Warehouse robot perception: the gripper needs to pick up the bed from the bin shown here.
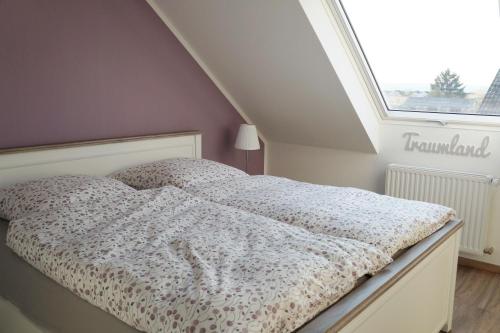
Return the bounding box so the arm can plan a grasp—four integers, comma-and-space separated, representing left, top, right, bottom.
0, 131, 463, 333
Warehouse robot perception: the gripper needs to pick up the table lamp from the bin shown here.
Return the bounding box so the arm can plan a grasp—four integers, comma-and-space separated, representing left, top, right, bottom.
235, 124, 260, 173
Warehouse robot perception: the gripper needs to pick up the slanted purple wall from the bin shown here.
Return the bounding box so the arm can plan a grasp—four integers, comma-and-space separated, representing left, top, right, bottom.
0, 0, 264, 174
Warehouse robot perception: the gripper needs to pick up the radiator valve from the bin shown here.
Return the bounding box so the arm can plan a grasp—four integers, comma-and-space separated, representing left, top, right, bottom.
483, 246, 494, 255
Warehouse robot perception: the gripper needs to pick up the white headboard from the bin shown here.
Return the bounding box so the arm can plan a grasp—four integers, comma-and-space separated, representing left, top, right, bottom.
0, 132, 202, 187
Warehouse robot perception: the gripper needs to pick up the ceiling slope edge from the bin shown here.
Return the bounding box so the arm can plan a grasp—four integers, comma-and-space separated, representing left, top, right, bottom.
146, 0, 269, 147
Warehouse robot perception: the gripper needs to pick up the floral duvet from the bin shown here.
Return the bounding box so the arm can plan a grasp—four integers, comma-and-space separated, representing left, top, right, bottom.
184, 176, 455, 257
6, 186, 391, 333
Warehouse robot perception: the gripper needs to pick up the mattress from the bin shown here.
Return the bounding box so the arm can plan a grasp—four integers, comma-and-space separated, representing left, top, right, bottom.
0, 219, 141, 333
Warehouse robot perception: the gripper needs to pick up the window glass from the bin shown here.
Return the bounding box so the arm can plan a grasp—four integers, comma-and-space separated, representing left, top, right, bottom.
339, 0, 500, 116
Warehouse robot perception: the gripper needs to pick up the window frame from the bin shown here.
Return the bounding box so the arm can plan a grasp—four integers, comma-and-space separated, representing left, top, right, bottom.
326, 0, 500, 126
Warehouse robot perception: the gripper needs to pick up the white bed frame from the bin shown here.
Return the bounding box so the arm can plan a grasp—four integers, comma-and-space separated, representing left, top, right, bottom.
0, 132, 201, 187
0, 131, 461, 333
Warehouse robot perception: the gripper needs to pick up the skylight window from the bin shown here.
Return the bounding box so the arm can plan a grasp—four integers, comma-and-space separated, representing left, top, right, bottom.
337, 0, 500, 117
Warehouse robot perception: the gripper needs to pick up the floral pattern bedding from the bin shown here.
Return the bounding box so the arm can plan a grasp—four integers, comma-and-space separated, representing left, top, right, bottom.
6, 186, 391, 333
0, 175, 135, 221
110, 158, 248, 190
184, 176, 456, 257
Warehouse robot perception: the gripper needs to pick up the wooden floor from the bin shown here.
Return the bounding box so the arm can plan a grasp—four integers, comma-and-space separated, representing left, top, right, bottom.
453, 265, 500, 333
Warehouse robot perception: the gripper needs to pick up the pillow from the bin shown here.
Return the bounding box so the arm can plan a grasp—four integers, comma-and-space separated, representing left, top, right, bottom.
110, 158, 248, 189
0, 175, 136, 221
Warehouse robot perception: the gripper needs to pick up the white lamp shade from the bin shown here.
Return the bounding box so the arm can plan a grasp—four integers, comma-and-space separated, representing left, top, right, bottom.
235, 124, 260, 150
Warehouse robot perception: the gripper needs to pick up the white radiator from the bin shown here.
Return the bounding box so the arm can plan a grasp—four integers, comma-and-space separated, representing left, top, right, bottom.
385, 164, 497, 255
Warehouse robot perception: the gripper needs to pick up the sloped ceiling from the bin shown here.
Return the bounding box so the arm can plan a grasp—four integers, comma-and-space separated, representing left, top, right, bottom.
148, 0, 380, 153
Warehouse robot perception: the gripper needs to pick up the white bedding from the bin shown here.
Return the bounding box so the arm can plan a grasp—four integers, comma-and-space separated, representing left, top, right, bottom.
184, 176, 455, 257
6, 186, 391, 333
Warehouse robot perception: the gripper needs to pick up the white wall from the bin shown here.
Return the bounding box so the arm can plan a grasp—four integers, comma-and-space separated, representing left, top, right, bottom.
268, 121, 500, 266
148, 0, 379, 153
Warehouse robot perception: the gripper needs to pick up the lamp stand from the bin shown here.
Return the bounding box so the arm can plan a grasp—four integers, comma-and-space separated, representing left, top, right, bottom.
245, 150, 249, 173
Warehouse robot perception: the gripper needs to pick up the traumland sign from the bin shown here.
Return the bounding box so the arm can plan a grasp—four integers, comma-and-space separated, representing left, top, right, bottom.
403, 132, 491, 158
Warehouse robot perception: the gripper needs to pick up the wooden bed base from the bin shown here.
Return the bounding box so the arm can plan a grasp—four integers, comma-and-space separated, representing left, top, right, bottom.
0, 132, 463, 333
300, 219, 462, 333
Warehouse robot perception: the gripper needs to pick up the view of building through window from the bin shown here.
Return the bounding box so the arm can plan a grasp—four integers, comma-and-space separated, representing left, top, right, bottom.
339, 0, 500, 116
